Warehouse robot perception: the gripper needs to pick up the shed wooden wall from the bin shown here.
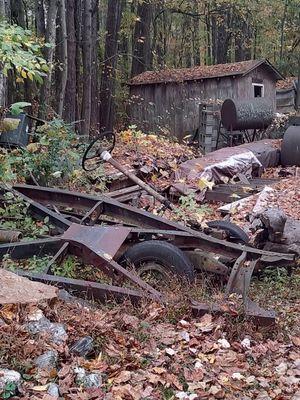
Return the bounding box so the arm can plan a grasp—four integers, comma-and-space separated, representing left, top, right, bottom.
129, 65, 277, 141
276, 88, 296, 113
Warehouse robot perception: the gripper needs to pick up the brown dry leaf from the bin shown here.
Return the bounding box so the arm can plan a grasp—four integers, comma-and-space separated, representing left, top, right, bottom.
183, 367, 204, 382
152, 367, 166, 374
0, 304, 18, 321
195, 313, 215, 333
113, 370, 132, 384
122, 314, 140, 329
32, 385, 49, 392
111, 384, 143, 400
165, 373, 183, 390
291, 336, 300, 347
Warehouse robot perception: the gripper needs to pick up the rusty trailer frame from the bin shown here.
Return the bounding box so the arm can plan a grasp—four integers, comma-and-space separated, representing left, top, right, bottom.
0, 184, 295, 325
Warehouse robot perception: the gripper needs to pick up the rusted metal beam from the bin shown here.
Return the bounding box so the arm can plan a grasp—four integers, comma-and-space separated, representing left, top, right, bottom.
0, 238, 62, 260
191, 300, 276, 326
15, 270, 153, 304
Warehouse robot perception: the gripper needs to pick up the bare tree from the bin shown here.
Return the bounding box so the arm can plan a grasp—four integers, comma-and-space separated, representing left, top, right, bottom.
0, 0, 10, 106
131, 0, 153, 78
63, 0, 76, 123
58, 0, 67, 116
35, 0, 46, 37
99, 0, 124, 132
81, 0, 92, 134
39, 0, 58, 117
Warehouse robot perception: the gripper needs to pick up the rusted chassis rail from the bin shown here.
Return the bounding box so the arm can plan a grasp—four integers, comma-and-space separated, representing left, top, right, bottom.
0, 184, 295, 325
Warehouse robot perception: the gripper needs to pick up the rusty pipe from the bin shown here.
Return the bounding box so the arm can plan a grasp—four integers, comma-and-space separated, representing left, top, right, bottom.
0, 229, 22, 243
100, 151, 176, 210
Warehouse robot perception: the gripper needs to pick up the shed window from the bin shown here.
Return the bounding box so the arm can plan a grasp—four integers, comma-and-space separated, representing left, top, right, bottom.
252, 83, 264, 97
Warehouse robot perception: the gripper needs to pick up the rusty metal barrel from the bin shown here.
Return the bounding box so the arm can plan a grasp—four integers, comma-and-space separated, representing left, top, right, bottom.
281, 125, 300, 166
221, 98, 274, 131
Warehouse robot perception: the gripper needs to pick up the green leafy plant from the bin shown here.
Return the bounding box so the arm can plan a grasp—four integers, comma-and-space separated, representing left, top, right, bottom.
0, 192, 52, 239
175, 193, 212, 224
0, 22, 49, 83
1, 382, 18, 399
2, 254, 51, 273
52, 256, 80, 279
9, 102, 32, 116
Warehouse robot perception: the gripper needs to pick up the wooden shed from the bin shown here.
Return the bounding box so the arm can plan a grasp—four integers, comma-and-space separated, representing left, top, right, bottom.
128, 59, 283, 142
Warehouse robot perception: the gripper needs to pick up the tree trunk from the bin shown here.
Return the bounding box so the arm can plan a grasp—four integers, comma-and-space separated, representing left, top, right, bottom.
63, 0, 76, 123
11, 0, 26, 27
35, 0, 46, 37
131, 0, 153, 78
0, 0, 10, 106
75, 0, 82, 123
81, 0, 92, 134
279, 0, 288, 61
39, 0, 58, 118
58, 0, 67, 117
99, 0, 123, 132
90, 0, 99, 129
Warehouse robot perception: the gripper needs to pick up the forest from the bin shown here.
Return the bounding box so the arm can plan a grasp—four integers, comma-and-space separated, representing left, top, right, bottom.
0, 0, 299, 133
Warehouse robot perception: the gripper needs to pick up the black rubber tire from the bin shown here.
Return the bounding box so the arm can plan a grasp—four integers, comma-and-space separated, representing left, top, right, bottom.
281, 126, 300, 167
207, 220, 249, 243
120, 240, 195, 282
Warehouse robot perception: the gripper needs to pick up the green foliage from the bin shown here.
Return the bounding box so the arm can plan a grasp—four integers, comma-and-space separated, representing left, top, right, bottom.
0, 192, 52, 239
0, 22, 49, 83
0, 119, 81, 185
2, 253, 51, 273
52, 256, 80, 279
1, 382, 17, 399
9, 102, 32, 116
175, 193, 212, 225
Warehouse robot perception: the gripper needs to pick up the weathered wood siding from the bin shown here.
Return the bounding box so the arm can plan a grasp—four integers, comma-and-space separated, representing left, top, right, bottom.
276, 88, 296, 113
129, 65, 277, 141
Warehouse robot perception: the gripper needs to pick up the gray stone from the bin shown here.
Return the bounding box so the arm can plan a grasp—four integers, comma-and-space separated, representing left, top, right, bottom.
260, 208, 287, 243
26, 317, 67, 344
70, 336, 94, 357
74, 367, 102, 388
34, 350, 58, 371
0, 369, 21, 393
84, 373, 102, 388
47, 382, 59, 397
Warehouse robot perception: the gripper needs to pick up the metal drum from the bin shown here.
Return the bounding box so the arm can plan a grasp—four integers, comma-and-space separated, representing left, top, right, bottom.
281, 125, 300, 166
221, 98, 274, 131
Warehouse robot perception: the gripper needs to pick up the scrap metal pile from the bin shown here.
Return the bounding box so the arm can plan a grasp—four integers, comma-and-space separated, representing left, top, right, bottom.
0, 183, 295, 326
1, 120, 299, 328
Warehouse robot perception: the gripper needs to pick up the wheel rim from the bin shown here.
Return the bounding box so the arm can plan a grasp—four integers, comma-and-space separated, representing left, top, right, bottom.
136, 261, 170, 288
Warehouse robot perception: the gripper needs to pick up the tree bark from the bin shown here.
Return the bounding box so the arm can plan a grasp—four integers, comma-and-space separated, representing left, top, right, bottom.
131, 0, 153, 78
35, 0, 46, 37
81, 0, 92, 134
58, 0, 68, 117
0, 0, 10, 106
11, 0, 26, 27
73, 0, 82, 124
39, 0, 58, 118
63, 0, 76, 123
99, 0, 123, 132
90, 0, 99, 129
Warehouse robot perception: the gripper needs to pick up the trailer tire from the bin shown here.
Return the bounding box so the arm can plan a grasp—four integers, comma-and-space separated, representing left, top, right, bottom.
120, 240, 195, 282
207, 220, 249, 243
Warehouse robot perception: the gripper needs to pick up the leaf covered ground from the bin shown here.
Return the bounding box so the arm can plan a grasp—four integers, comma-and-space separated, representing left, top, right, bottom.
0, 268, 299, 400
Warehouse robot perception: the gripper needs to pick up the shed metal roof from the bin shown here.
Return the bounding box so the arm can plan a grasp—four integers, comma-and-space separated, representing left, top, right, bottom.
130, 59, 284, 86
